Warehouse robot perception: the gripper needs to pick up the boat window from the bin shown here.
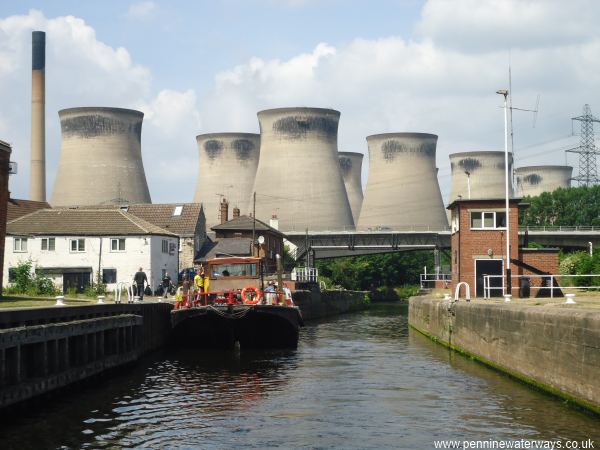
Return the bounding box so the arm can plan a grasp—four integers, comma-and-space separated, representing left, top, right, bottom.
211, 263, 257, 278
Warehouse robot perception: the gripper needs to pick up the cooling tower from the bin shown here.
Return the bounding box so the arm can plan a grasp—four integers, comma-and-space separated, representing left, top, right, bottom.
357, 133, 448, 230
251, 107, 354, 231
30, 31, 46, 202
449, 151, 513, 202
515, 165, 572, 197
339, 152, 364, 225
51, 107, 151, 206
193, 133, 260, 229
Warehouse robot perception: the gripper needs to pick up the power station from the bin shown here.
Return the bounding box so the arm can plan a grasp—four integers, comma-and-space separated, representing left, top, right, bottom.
449, 151, 513, 202
515, 165, 572, 197
30, 31, 46, 202
51, 107, 152, 206
193, 133, 260, 229
251, 107, 354, 232
338, 151, 364, 225
357, 133, 448, 230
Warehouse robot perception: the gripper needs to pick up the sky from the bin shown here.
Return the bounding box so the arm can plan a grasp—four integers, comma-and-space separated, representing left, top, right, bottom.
1, 0, 600, 208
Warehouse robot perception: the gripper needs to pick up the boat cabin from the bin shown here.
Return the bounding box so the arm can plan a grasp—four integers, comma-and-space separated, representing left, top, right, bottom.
207, 256, 261, 292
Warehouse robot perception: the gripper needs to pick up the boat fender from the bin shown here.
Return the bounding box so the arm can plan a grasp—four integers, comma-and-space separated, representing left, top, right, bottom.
241, 286, 261, 304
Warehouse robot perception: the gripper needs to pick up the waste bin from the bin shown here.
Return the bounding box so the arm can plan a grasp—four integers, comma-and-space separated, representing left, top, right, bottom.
519, 277, 531, 298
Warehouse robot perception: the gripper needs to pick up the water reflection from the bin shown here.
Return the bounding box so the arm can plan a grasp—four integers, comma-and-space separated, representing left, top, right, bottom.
0, 302, 598, 449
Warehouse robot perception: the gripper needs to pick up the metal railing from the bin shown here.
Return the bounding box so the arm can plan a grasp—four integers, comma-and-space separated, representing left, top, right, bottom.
483, 273, 600, 299
291, 267, 319, 283
521, 225, 600, 232
420, 273, 452, 289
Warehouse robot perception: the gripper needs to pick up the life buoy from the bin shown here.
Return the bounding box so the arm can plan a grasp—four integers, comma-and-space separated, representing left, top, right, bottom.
241, 286, 262, 304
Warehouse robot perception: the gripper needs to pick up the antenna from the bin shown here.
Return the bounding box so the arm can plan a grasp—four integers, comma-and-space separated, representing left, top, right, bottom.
506, 63, 539, 184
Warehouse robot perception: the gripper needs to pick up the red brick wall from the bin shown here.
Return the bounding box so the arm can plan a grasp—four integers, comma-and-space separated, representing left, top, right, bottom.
519, 249, 560, 292
0, 143, 11, 293
450, 200, 520, 297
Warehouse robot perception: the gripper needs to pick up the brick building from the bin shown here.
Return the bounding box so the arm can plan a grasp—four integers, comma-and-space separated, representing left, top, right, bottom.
448, 198, 559, 298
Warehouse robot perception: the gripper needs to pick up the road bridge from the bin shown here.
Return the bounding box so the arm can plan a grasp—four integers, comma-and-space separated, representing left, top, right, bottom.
285, 226, 600, 260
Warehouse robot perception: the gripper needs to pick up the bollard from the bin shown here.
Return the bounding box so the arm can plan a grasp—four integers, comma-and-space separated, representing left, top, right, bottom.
503, 294, 512, 303
443, 293, 452, 300
564, 293, 576, 305
55, 295, 65, 306
133, 295, 140, 303
97, 295, 105, 304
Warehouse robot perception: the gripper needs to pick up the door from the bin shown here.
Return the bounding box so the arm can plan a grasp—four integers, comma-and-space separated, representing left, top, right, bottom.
475, 259, 503, 297
63, 272, 91, 294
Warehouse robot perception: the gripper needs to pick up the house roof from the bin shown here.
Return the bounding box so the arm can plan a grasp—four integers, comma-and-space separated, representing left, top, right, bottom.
124, 203, 204, 236
7, 198, 51, 222
211, 215, 284, 237
7, 209, 177, 237
196, 238, 252, 261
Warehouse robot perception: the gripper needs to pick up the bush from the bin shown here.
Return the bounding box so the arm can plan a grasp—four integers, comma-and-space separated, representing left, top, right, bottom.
559, 251, 600, 287
4, 260, 58, 296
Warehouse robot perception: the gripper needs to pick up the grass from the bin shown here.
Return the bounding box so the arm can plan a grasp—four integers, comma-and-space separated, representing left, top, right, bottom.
0, 295, 97, 308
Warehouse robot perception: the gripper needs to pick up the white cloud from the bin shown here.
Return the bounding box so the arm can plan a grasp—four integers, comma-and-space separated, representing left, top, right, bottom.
126, 1, 158, 20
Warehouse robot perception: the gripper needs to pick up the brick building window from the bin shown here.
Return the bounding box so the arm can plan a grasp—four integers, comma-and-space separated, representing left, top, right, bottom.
13, 237, 27, 252
470, 211, 506, 230
41, 237, 55, 251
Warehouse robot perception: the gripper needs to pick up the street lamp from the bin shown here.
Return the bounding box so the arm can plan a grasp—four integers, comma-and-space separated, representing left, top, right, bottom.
496, 89, 511, 295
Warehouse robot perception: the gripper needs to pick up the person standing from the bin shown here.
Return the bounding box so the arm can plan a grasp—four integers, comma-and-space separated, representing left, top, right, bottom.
182, 275, 191, 308
133, 267, 148, 301
194, 266, 205, 305
162, 272, 172, 299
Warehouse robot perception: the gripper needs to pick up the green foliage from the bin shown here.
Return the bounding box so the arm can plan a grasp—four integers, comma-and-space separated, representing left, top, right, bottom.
395, 285, 420, 299
316, 251, 433, 291
559, 251, 600, 287
4, 260, 58, 296
65, 287, 78, 298
521, 185, 600, 227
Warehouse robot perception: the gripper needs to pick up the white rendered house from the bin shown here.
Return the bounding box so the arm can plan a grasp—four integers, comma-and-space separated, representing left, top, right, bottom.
5, 209, 179, 294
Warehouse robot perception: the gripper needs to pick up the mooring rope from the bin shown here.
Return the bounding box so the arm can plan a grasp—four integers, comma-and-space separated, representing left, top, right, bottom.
207, 305, 254, 319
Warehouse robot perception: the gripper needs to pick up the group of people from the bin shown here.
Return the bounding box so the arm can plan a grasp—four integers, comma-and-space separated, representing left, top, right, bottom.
179, 266, 209, 306
132, 267, 206, 302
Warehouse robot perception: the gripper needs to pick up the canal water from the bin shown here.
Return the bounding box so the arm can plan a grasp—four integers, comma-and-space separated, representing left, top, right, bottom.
1, 303, 598, 449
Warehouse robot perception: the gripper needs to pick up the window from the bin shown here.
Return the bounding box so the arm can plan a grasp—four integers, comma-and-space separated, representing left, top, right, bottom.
102, 269, 117, 283
8, 268, 16, 282
470, 211, 507, 230
111, 238, 126, 251
162, 239, 169, 253
173, 205, 183, 216
13, 237, 27, 252
210, 263, 258, 278
41, 237, 55, 251
70, 238, 85, 252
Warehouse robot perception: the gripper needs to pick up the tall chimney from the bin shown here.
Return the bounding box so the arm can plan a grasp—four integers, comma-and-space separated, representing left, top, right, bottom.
220, 198, 229, 224
30, 31, 46, 201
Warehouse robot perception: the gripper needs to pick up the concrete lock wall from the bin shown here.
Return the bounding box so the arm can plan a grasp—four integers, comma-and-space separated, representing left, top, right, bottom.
251, 107, 355, 232
449, 151, 513, 202
408, 297, 600, 414
357, 133, 448, 231
338, 152, 364, 225
193, 133, 260, 229
515, 166, 573, 197
292, 289, 369, 321
51, 107, 152, 207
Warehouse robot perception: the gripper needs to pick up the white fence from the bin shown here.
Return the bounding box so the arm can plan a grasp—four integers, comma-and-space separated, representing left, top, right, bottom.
420, 273, 452, 289
483, 273, 600, 299
291, 267, 319, 283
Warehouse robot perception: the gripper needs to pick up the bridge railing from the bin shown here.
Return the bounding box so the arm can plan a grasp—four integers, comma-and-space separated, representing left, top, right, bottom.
521, 225, 600, 232
483, 273, 600, 299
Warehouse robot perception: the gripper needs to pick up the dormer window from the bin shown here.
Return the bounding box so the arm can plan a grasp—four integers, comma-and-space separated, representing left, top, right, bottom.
173, 206, 183, 216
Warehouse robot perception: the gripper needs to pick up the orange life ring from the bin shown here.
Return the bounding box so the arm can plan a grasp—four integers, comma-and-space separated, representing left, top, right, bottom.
241, 286, 262, 304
